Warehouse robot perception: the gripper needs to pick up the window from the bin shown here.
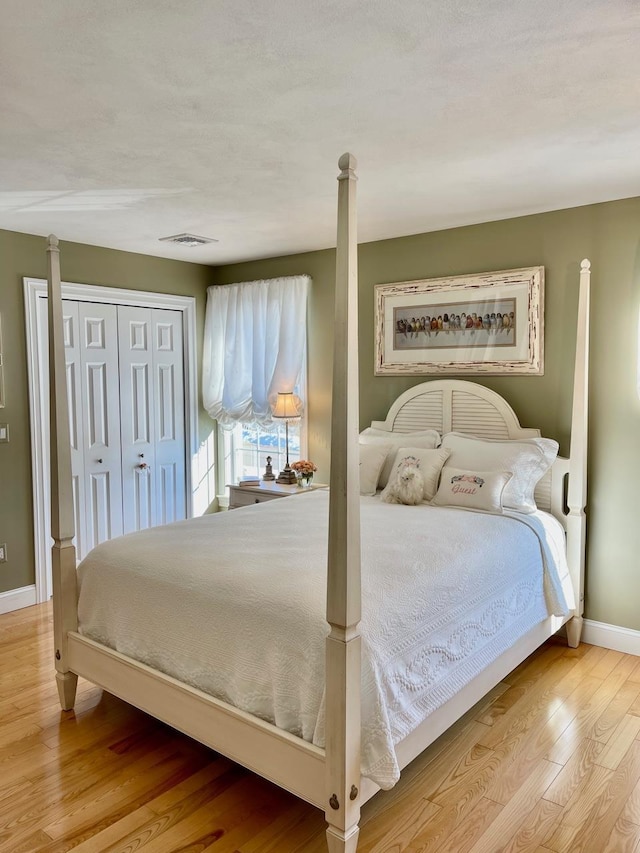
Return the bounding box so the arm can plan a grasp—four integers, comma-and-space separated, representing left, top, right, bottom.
221, 419, 302, 483
202, 275, 310, 492
221, 371, 307, 485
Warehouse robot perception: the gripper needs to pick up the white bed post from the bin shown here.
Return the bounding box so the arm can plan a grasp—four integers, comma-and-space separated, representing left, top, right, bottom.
565, 259, 591, 648
325, 153, 362, 853
46, 235, 79, 709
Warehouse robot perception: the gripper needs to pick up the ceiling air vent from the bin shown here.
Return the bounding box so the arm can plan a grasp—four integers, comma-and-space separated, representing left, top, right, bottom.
159, 233, 218, 247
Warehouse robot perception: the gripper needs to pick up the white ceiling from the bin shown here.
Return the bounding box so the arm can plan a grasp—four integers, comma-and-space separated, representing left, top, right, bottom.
1, 0, 639, 265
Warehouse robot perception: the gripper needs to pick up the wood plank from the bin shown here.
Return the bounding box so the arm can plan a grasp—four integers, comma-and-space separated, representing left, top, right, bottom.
401, 752, 506, 852
589, 681, 640, 744
596, 715, 640, 770
47, 806, 158, 853
601, 817, 640, 853
434, 798, 503, 853
500, 798, 563, 853
361, 799, 441, 853
475, 684, 528, 727
465, 759, 561, 853
589, 649, 625, 680
545, 741, 640, 853
620, 776, 640, 824
543, 738, 605, 806
482, 675, 602, 805
546, 667, 637, 765
477, 656, 579, 752
627, 658, 640, 684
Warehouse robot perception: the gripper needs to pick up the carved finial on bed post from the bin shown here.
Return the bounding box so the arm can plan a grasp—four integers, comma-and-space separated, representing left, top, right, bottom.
324, 155, 362, 853
566, 259, 590, 648
47, 234, 79, 709
337, 153, 357, 180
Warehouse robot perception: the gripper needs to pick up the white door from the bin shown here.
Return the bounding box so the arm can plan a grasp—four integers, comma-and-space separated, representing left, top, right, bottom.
77, 301, 124, 552
118, 305, 186, 534
25, 278, 198, 605
38, 299, 124, 563
36, 296, 186, 563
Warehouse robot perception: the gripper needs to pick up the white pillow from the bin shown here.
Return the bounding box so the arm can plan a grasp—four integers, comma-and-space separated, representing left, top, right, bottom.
432, 467, 512, 513
359, 442, 391, 496
359, 428, 441, 487
383, 447, 451, 501
440, 432, 559, 514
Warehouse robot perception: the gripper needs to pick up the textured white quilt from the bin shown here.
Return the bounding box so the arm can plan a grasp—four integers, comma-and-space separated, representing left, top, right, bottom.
77, 491, 573, 789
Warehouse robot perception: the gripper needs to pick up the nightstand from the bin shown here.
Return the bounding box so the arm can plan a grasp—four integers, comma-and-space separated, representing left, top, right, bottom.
227, 480, 327, 510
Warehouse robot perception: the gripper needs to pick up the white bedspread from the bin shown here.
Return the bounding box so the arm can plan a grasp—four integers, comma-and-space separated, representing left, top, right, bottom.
77, 491, 573, 789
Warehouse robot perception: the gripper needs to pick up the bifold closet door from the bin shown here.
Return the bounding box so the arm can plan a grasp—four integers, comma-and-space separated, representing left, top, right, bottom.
118, 305, 186, 534
74, 301, 125, 556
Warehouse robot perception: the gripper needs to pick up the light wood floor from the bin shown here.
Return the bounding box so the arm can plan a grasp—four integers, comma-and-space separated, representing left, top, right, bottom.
2, 605, 640, 853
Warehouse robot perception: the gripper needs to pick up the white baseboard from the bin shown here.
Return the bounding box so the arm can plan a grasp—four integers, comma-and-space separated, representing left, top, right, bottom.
0, 585, 37, 615
583, 619, 640, 657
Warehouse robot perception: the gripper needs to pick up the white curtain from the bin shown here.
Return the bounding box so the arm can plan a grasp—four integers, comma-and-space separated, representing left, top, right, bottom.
202, 275, 310, 427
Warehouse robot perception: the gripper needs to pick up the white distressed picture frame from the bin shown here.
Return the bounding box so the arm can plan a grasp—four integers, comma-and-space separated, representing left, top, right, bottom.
375, 266, 544, 375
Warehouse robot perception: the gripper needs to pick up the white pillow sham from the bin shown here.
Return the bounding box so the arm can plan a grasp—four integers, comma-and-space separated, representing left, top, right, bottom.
382, 446, 451, 502
440, 432, 558, 514
359, 427, 441, 487
359, 442, 392, 496
432, 467, 512, 513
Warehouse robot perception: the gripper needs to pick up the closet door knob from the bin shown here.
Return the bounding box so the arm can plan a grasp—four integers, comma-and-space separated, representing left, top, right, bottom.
136, 462, 149, 470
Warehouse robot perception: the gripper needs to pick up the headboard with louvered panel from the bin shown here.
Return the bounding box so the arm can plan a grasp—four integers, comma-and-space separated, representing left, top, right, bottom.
370, 379, 567, 527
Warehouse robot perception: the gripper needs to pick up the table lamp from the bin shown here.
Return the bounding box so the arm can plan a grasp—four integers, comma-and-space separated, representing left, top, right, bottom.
272, 391, 301, 484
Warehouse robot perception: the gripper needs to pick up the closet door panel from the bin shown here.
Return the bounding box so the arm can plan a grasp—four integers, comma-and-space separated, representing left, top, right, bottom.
118, 305, 157, 533
61, 301, 88, 561
78, 302, 123, 550
152, 310, 186, 525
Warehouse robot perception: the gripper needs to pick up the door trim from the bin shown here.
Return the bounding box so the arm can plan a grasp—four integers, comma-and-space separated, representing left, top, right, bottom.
24, 278, 198, 603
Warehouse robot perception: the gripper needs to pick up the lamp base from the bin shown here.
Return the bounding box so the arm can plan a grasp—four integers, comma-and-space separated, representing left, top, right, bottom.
276, 466, 298, 485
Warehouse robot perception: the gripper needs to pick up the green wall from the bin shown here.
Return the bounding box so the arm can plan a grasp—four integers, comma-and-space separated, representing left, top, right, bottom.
216, 197, 640, 633
0, 229, 215, 594
3, 196, 640, 633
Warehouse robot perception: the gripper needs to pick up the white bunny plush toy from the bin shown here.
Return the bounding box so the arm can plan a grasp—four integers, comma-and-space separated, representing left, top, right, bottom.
380, 455, 425, 505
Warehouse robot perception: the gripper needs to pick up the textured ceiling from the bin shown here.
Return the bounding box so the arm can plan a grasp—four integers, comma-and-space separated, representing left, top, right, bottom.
1, 0, 639, 264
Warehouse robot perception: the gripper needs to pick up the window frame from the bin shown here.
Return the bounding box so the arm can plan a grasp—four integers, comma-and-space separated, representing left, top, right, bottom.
217, 354, 308, 504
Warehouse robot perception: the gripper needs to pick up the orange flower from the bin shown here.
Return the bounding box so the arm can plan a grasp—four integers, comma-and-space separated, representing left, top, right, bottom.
291, 459, 317, 475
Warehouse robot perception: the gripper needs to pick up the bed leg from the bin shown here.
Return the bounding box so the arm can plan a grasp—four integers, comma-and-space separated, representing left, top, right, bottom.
56, 670, 78, 711
326, 824, 360, 853
566, 615, 583, 648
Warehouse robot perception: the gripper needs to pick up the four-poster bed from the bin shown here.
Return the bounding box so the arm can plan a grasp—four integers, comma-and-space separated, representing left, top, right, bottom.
46, 154, 589, 852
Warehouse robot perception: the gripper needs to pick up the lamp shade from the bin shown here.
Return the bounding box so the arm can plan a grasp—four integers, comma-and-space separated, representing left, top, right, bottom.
272, 391, 302, 419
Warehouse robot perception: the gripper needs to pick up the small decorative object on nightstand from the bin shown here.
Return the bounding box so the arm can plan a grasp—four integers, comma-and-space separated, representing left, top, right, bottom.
291, 459, 317, 487
263, 455, 275, 481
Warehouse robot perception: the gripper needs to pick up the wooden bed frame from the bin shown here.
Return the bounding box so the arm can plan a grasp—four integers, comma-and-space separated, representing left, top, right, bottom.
45, 154, 590, 852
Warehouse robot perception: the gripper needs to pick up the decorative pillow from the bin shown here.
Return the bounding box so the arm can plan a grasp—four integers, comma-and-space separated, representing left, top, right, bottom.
380, 457, 425, 505
432, 467, 512, 513
382, 446, 451, 502
440, 432, 559, 514
359, 442, 392, 496
359, 428, 441, 487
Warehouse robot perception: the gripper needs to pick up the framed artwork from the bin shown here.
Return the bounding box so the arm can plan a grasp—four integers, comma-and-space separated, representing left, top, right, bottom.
374, 266, 544, 375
